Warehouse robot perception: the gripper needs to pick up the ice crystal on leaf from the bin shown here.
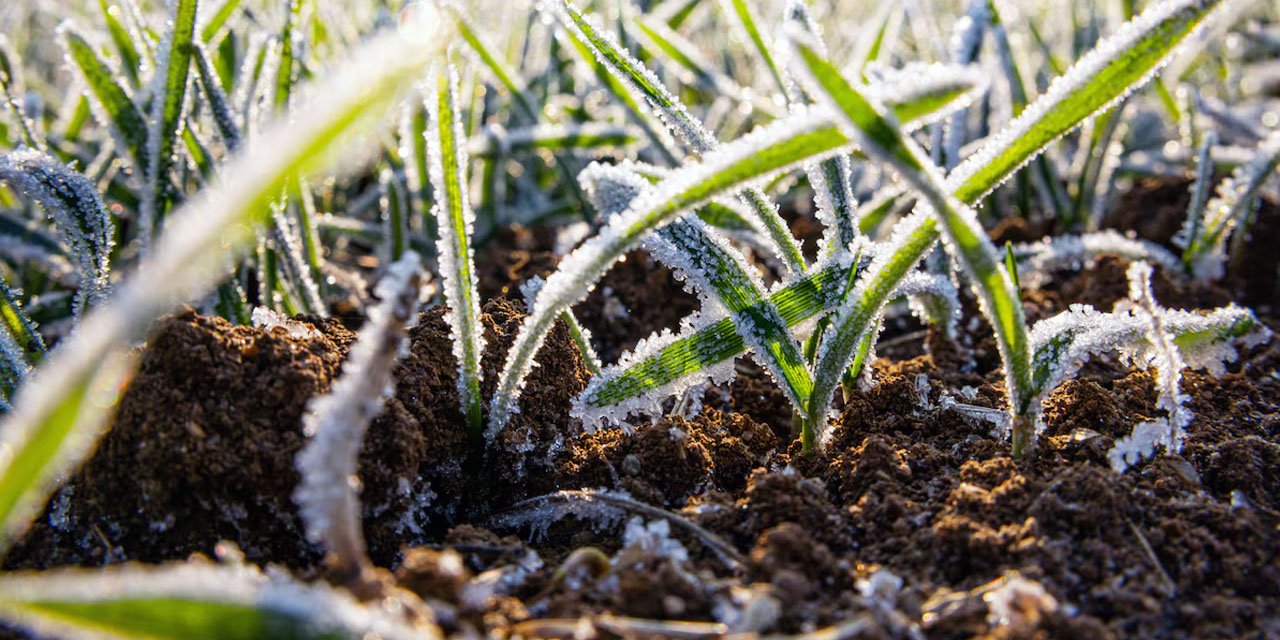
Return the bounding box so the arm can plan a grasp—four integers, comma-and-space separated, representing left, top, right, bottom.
295, 252, 424, 576
1106, 262, 1194, 472
1012, 230, 1182, 288
0, 150, 115, 317
1183, 126, 1280, 279
426, 64, 486, 436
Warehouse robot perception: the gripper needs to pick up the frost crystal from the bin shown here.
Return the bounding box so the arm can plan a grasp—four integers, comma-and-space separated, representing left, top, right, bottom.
947, 0, 1229, 200
294, 252, 423, 574
1186, 126, 1280, 279
426, 65, 486, 431
0, 149, 115, 317
250, 307, 320, 340
1107, 262, 1191, 471
1012, 230, 1182, 288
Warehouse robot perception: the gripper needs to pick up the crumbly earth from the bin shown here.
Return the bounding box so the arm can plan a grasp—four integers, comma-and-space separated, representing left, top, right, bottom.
5, 183, 1280, 639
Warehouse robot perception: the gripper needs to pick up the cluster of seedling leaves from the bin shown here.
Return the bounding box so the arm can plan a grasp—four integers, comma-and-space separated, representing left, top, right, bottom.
0, 0, 1274, 636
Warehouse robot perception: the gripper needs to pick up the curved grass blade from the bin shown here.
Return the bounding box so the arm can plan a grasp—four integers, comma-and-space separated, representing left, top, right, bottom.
139, 0, 200, 239
468, 123, 641, 158
1172, 130, 1216, 259
718, 0, 788, 95
193, 41, 242, 150
296, 253, 423, 581
578, 164, 813, 427
556, 0, 808, 274
427, 65, 486, 440
0, 29, 437, 556
788, 33, 1032, 452
59, 25, 149, 168
446, 3, 592, 220
0, 562, 436, 640
1028, 303, 1264, 424
0, 150, 115, 316
987, 0, 1069, 220
0, 37, 44, 151
99, 0, 144, 86
949, 0, 1227, 205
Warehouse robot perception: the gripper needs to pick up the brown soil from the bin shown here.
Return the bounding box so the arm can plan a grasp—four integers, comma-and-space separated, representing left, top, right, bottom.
7, 182, 1280, 639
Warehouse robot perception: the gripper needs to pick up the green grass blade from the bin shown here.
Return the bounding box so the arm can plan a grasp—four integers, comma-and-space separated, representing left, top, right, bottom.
578, 164, 813, 424
273, 0, 302, 111
0, 150, 116, 316
59, 25, 150, 169
468, 123, 641, 157
0, 38, 43, 151
0, 279, 44, 366
988, 1, 1070, 220
557, 0, 808, 274
719, 0, 789, 96
139, 0, 200, 238
99, 0, 143, 86
200, 0, 243, 44
578, 260, 849, 417
0, 30, 436, 556
427, 65, 486, 440
0, 563, 435, 640
949, 0, 1227, 205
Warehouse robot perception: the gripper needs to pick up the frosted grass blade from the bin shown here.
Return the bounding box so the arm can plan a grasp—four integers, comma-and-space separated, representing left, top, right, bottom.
99, 0, 143, 86
0, 563, 435, 640
0, 280, 43, 366
0, 38, 43, 151
59, 25, 150, 169
949, 0, 1227, 205
194, 41, 242, 150
296, 253, 423, 581
0, 29, 437, 556
468, 123, 642, 157
427, 65, 486, 439
140, 0, 200, 239
557, 0, 808, 274
718, 0, 788, 95
787, 35, 1032, 451
1029, 304, 1263, 430
578, 164, 814, 427
1183, 127, 1280, 278
0, 150, 115, 316
1173, 130, 1216, 259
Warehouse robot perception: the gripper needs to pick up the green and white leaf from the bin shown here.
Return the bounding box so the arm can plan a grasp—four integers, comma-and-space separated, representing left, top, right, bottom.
426, 65, 486, 439
0, 562, 437, 640
139, 0, 200, 240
